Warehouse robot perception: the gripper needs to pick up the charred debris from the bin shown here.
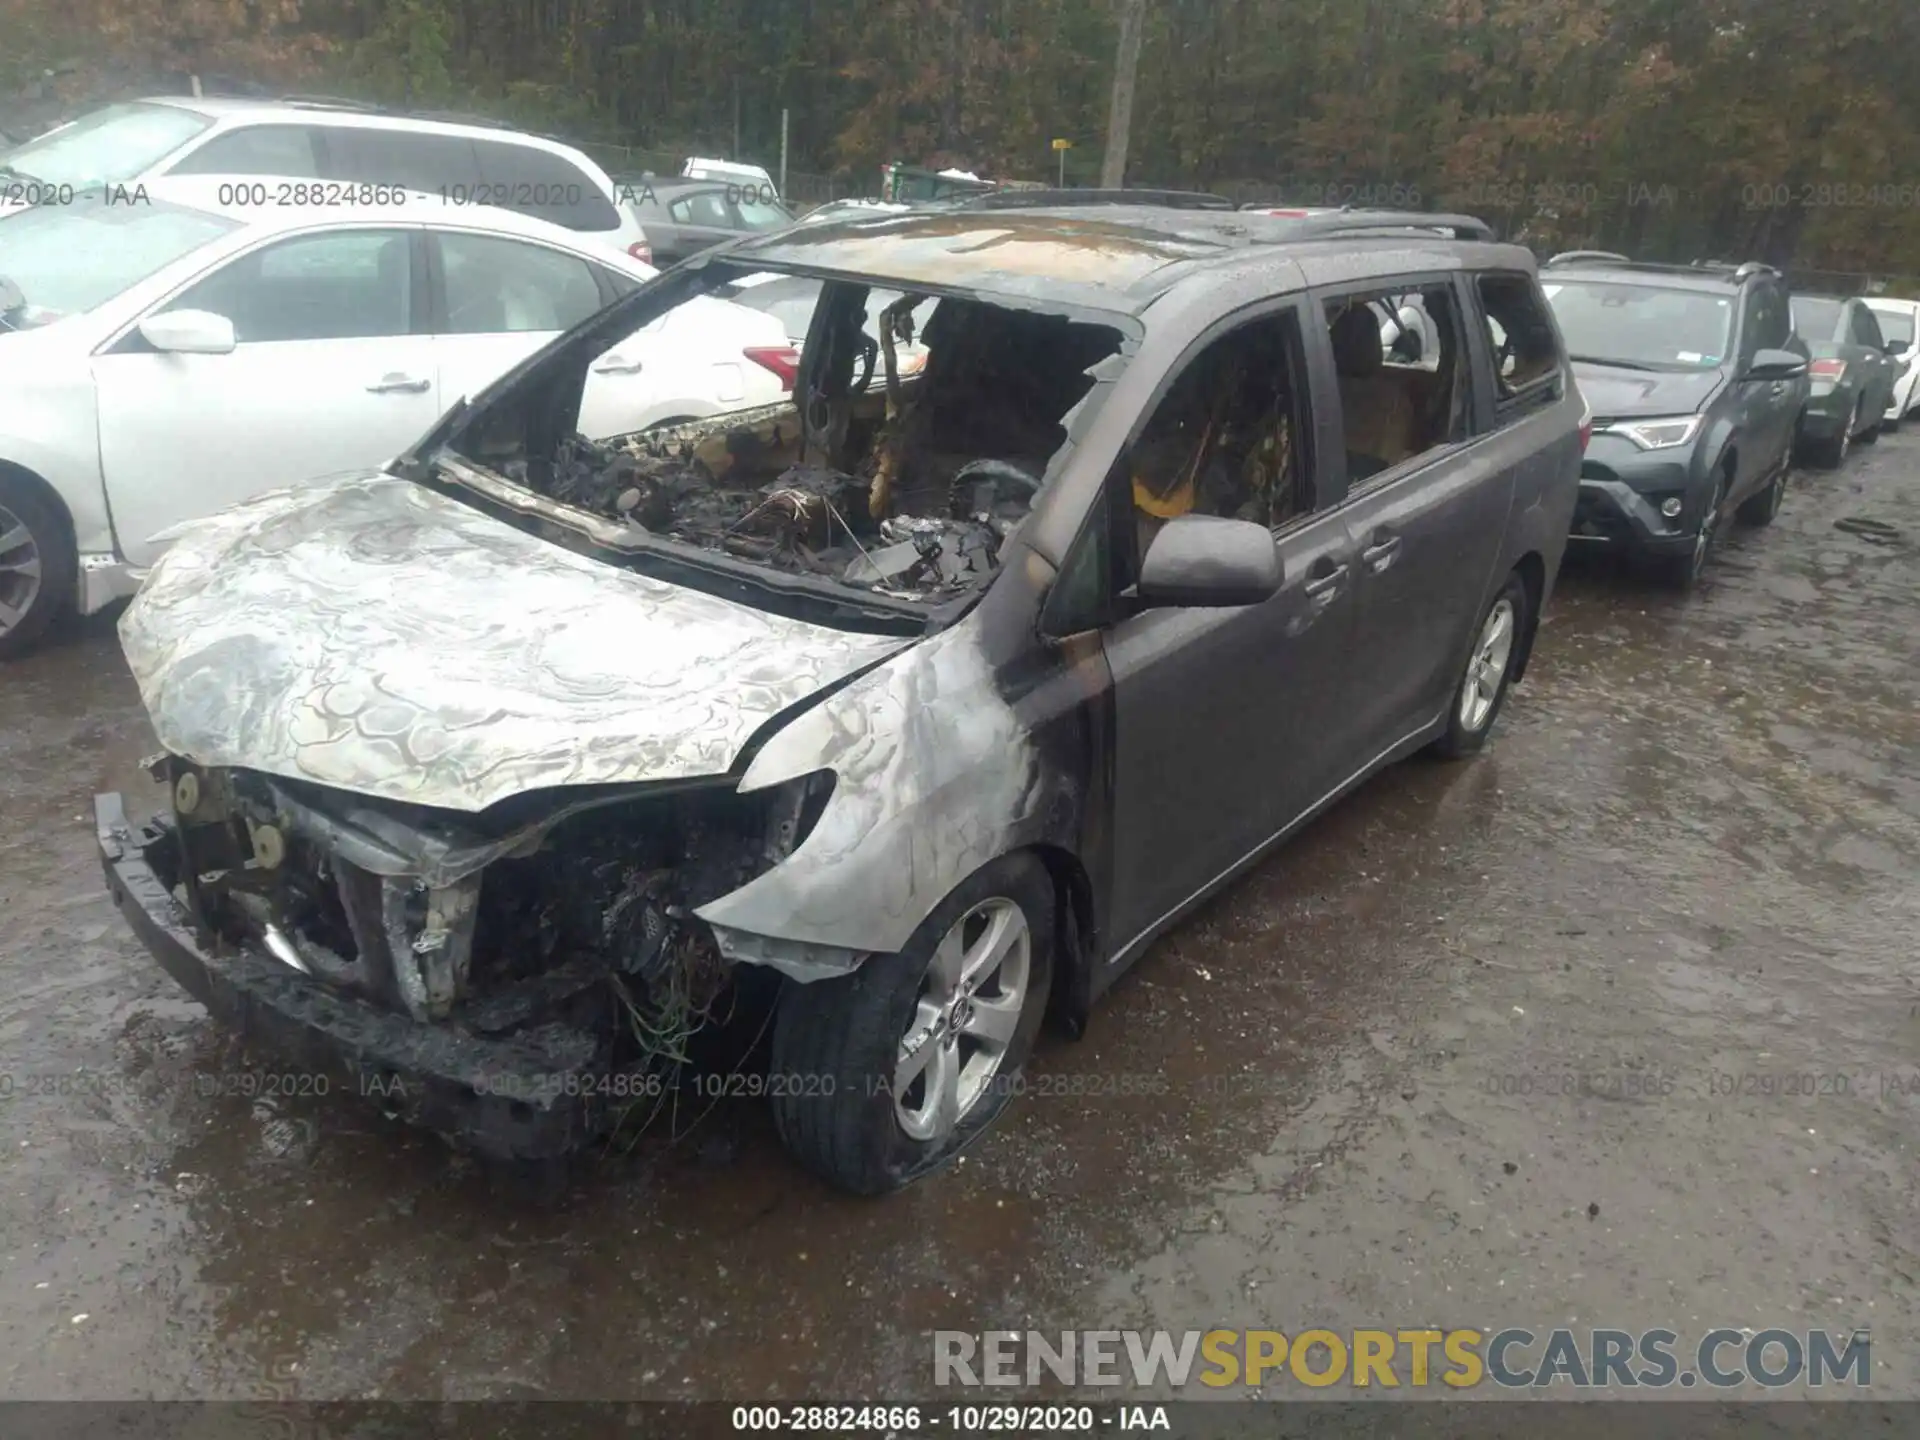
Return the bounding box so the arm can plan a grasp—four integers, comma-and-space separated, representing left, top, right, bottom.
159, 755, 836, 1131
500, 289, 1124, 603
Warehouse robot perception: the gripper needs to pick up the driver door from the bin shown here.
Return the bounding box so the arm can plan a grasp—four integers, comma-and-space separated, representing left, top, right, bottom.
1098, 303, 1364, 953
91, 226, 437, 567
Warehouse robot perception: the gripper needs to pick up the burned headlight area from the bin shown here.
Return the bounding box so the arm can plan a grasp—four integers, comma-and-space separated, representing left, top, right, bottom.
151, 755, 836, 1107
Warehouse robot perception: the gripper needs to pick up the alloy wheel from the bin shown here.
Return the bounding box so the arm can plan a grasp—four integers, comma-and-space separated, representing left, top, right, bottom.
893, 897, 1031, 1142
0, 503, 44, 639
1458, 597, 1516, 733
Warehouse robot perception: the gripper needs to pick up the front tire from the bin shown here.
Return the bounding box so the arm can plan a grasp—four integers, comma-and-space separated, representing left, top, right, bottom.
0, 477, 74, 661
1653, 466, 1730, 590
769, 853, 1055, 1195
1429, 571, 1529, 759
1736, 461, 1787, 527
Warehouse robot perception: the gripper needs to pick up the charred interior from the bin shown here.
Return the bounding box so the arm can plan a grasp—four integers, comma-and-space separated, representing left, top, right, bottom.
454, 279, 1126, 602
153, 756, 831, 1106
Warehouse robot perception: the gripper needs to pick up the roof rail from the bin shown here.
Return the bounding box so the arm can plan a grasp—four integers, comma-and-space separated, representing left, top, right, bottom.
957, 187, 1235, 211
1545, 249, 1630, 267
1732, 261, 1779, 281
277, 94, 383, 113
407, 109, 518, 131
1288, 210, 1497, 242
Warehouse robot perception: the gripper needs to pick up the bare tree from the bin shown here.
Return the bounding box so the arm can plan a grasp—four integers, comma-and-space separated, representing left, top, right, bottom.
1099, 0, 1147, 188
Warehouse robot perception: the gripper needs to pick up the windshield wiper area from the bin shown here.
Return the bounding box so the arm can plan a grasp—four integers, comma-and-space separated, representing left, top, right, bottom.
1569, 354, 1661, 372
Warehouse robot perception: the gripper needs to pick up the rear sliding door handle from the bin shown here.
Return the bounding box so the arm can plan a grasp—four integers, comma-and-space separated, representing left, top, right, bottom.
1362, 534, 1401, 570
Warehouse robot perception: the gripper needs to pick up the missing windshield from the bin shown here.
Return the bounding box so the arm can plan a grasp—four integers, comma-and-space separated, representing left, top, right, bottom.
445, 264, 1126, 605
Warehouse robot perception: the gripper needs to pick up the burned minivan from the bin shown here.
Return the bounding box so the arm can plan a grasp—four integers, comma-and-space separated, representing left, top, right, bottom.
100, 203, 1583, 1193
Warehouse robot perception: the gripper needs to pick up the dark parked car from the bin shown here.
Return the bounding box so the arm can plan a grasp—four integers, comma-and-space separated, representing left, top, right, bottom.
99, 203, 1583, 1194
1791, 292, 1908, 467
613, 175, 796, 266
1541, 253, 1809, 587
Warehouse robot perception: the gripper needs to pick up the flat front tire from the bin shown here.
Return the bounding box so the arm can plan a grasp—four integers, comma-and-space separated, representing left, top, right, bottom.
1429, 571, 1529, 759
769, 853, 1055, 1195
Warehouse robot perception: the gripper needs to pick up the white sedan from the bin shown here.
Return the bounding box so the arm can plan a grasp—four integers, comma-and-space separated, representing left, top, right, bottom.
0, 176, 793, 656
1865, 297, 1920, 428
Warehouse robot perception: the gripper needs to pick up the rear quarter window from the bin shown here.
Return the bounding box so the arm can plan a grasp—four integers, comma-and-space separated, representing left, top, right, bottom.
1475, 272, 1562, 406
471, 139, 620, 232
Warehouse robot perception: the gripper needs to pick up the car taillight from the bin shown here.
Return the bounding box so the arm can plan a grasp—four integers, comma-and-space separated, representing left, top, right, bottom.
628, 240, 653, 265
743, 345, 800, 392
1809, 358, 1847, 381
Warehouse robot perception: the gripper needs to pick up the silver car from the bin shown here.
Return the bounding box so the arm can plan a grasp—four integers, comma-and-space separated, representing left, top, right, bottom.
99, 201, 1582, 1194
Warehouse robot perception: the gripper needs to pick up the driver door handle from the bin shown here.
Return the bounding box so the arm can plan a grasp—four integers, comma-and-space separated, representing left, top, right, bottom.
367, 372, 430, 394
592, 354, 645, 375
1302, 561, 1347, 606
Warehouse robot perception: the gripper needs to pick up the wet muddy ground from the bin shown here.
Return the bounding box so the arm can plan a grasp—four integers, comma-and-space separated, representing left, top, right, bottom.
2, 437, 1915, 1407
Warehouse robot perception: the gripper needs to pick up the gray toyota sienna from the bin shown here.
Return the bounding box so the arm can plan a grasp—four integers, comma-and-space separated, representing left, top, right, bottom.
99, 201, 1584, 1194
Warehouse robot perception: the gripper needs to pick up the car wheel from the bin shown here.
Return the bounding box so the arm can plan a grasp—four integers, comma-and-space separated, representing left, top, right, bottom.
1736, 461, 1787, 527
1816, 402, 1858, 469
768, 852, 1055, 1195
0, 478, 74, 661
1429, 571, 1529, 759
1655, 466, 1730, 590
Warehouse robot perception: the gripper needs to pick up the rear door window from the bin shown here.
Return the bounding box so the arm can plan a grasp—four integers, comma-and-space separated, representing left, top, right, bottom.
668, 190, 734, 228
470, 139, 620, 232
1851, 305, 1885, 349
436, 231, 604, 333
325, 129, 480, 194
165, 124, 325, 178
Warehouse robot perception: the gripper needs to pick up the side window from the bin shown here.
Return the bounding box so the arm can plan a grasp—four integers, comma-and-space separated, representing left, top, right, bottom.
165, 125, 324, 177
1852, 305, 1885, 349
327, 129, 479, 193
470, 140, 620, 231
437, 232, 603, 334
1116, 312, 1310, 582
731, 195, 794, 232
1747, 283, 1791, 352
158, 229, 412, 343
1475, 273, 1561, 401
1323, 283, 1467, 484
669, 190, 733, 228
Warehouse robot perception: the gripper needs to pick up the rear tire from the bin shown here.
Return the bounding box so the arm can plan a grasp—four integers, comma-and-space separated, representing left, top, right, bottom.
769, 853, 1055, 1195
1429, 571, 1530, 759
1812, 402, 1857, 469
0, 476, 74, 662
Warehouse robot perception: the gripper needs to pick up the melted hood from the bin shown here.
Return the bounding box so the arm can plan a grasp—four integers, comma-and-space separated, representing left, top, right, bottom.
119, 474, 913, 812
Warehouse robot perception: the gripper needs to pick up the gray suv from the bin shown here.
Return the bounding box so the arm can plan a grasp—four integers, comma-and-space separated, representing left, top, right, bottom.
98, 203, 1582, 1194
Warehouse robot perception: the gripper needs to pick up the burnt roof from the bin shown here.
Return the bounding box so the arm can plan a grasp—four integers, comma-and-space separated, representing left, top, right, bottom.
720, 205, 1506, 314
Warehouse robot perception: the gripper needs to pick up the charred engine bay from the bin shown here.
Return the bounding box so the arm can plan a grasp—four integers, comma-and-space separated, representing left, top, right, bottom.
504, 299, 1123, 602
168, 762, 823, 1110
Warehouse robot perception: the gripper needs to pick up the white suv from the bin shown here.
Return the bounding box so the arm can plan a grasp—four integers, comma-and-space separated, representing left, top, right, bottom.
0, 97, 649, 259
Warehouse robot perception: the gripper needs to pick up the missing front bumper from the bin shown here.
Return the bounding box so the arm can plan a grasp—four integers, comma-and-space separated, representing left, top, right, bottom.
96, 792, 612, 1161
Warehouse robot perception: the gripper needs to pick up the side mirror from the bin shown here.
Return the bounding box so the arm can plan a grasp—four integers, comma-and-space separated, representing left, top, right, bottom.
1743, 347, 1807, 381
1136, 514, 1282, 609
138, 308, 236, 355
1885, 339, 1908, 356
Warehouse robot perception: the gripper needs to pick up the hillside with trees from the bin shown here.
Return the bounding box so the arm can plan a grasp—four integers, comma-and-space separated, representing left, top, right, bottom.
4, 0, 1916, 275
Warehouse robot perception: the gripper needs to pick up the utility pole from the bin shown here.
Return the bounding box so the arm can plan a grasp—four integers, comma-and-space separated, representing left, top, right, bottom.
1099, 0, 1147, 189
780, 108, 790, 198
